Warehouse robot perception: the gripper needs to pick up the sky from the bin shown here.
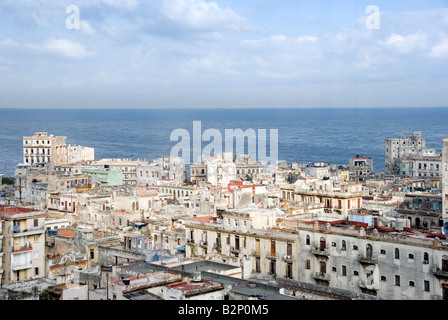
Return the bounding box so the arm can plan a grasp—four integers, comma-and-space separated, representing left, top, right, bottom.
0, 0, 447, 109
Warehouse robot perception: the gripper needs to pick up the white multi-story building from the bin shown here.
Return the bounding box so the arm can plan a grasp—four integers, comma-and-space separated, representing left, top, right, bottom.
408, 155, 442, 178
67, 145, 95, 164
22, 132, 94, 167
23, 132, 67, 166
137, 156, 186, 186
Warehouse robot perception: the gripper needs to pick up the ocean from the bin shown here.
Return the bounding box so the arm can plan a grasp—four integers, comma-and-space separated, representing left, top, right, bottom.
1, 107, 448, 177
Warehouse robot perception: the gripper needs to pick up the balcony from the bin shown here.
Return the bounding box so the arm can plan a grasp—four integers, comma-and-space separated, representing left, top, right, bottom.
432, 266, 448, 279
282, 255, 294, 262
199, 241, 208, 249
12, 243, 33, 253
213, 243, 221, 252
312, 247, 330, 258
252, 250, 261, 257
266, 252, 277, 260
12, 226, 45, 237
312, 272, 330, 282
358, 254, 378, 265
230, 246, 241, 254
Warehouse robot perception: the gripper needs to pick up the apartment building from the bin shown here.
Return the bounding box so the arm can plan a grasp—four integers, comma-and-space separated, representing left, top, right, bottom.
23, 132, 94, 167
0, 205, 46, 285
184, 210, 448, 300
349, 155, 373, 178
443, 139, 448, 235
280, 187, 363, 218
23, 132, 67, 166
90, 159, 148, 185
408, 155, 442, 178
137, 156, 186, 186
396, 193, 443, 232
384, 131, 439, 175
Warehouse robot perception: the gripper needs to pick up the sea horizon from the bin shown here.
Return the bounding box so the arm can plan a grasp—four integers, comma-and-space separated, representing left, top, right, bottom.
1, 106, 448, 177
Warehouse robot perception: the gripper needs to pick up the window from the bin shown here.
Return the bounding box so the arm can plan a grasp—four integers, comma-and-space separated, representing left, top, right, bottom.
353, 271, 359, 276
353, 245, 358, 250
395, 248, 400, 259
270, 260, 276, 275
332, 267, 337, 272
381, 276, 387, 281
395, 275, 400, 286
34, 219, 39, 227
287, 243, 292, 256
342, 265, 346, 276
305, 259, 311, 269
408, 253, 414, 260
305, 235, 310, 245
380, 249, 386, 255
409, 281, 415, 287
423, 252, 429, 264
34, 267, 39, 276
90, 249, 95, 260
341, 240, 346, 251
424, 280, 430, 292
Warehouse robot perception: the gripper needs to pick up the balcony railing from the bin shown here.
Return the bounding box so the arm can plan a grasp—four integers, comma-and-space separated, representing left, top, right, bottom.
312, 247, 330, 257
312, 272, 330, 282
358, 254, 378, 265
432, 266, 448, 279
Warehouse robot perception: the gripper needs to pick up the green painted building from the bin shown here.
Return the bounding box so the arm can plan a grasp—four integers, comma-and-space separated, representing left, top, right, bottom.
82, 168, 123, 186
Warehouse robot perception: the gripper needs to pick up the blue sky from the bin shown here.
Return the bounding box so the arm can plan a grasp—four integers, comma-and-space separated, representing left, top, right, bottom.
0, 0, 447, 108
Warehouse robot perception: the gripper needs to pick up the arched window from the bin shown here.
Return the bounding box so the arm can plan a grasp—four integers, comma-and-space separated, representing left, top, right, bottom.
366, 244, 373, 258
320, 237, 326, 250
341, 240, 346, 251
423, 252, 429, 263
395, 248, 400, 259
443, 255, 448, 272
306, 235, 310, 245
415, 218, 421, 227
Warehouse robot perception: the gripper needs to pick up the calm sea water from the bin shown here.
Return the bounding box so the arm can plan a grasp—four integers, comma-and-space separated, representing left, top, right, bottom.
0, 107, 447, 177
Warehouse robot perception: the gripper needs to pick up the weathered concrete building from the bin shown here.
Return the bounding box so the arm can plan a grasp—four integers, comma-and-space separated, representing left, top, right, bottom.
184, 211, 448, 300
442, 139, 448, 234
396, 193, 443, 232
385, 131, 438, 176
0, 205, 46, 285
90, 158, 148, 185
137, 156, 186, 186
349, 155, 373, 179
67, 145, 95, 164
408, 155, 442, 178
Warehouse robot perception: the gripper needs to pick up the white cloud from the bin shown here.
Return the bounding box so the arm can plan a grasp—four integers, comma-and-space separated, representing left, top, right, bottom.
0, 38, 18, 47
429, 38, 448, 59
295, 36, 317, 43
81, 21, 97, 35
43, 38, 88, 58
160, 0, 249, 31
380, 32, 428, 54
101, 0, 138, 10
